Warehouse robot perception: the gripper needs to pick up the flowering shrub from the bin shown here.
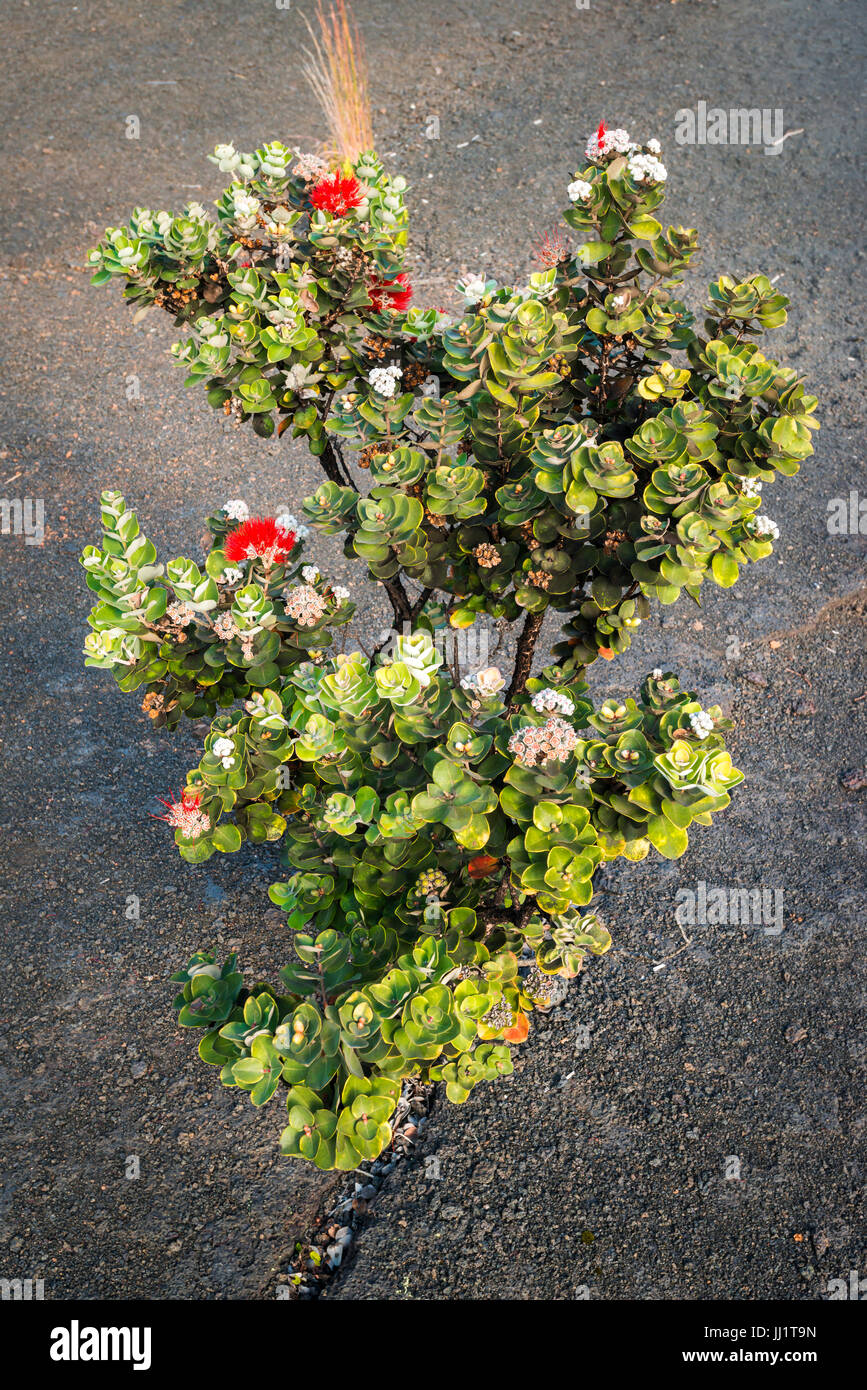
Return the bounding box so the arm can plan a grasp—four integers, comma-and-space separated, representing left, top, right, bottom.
81, 491, 325, 728
82, 125, 817, 1170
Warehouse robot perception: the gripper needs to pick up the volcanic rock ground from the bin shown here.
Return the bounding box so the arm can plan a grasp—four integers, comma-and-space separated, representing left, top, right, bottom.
0, 0, 864, 1300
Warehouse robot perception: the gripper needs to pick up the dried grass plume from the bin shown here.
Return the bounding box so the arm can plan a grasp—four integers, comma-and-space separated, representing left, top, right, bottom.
302, 1, 374, 163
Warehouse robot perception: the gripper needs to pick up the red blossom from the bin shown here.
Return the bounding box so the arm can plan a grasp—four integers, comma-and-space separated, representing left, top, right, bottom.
224, 516, 296, 565
533, 228, 571, 268
158, 787, 202, 812
310, 171, 363, 217
596, 118, 607, 147
368, 273, 413, 314
154, 788, 210, 840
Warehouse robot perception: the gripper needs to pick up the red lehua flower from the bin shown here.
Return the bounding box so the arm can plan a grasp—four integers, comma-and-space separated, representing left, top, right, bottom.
533, 228, 571, 268
368, 273, 413, 314
596, 118, 607, 146
156, 787, 202, 813
224, 516, 296, 566
310, 171, 363, 217
154, 788, 210, 841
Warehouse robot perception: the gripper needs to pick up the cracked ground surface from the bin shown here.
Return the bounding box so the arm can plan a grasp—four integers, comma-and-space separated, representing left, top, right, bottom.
0, 0, 864, 1300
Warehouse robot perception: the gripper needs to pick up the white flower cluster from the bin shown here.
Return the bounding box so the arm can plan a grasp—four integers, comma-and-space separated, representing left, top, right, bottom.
461, 667, 506, 698
368, 365, 403, 398
689, 710, 715, 740
218, 566, 245, 586
567, 178, 593, 203
212, 736, 236, 769
652, 667, 664, 679
531, 687, 576, 717
583, 127, 667, 182
223, 499, 249, 521
586, 126, 633, 159
331, 585, 350, 602
276, 511, 310, 541
740, 478, 763, 499
458, 274, 488, 304
627, 151, 668, 183
750, 514, 780, 540
301, 564, 320, 584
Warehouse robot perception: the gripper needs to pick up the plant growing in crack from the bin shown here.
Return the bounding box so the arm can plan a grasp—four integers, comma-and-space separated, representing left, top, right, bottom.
81, 116, 818, 1170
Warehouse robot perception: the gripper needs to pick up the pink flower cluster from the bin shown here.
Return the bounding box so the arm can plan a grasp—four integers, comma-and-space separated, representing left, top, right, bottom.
508, 716, 579, 768
284, 584, 328, 628
293, 150, 327, 183
167, 600, 195, 627
212, 612, 239, 641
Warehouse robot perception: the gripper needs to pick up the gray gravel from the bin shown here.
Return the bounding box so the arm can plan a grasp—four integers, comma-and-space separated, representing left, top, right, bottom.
0, 0, 864, 1300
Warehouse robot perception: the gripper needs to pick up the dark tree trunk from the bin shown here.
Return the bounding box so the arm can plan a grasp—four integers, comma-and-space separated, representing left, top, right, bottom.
507, 610, 544, 708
